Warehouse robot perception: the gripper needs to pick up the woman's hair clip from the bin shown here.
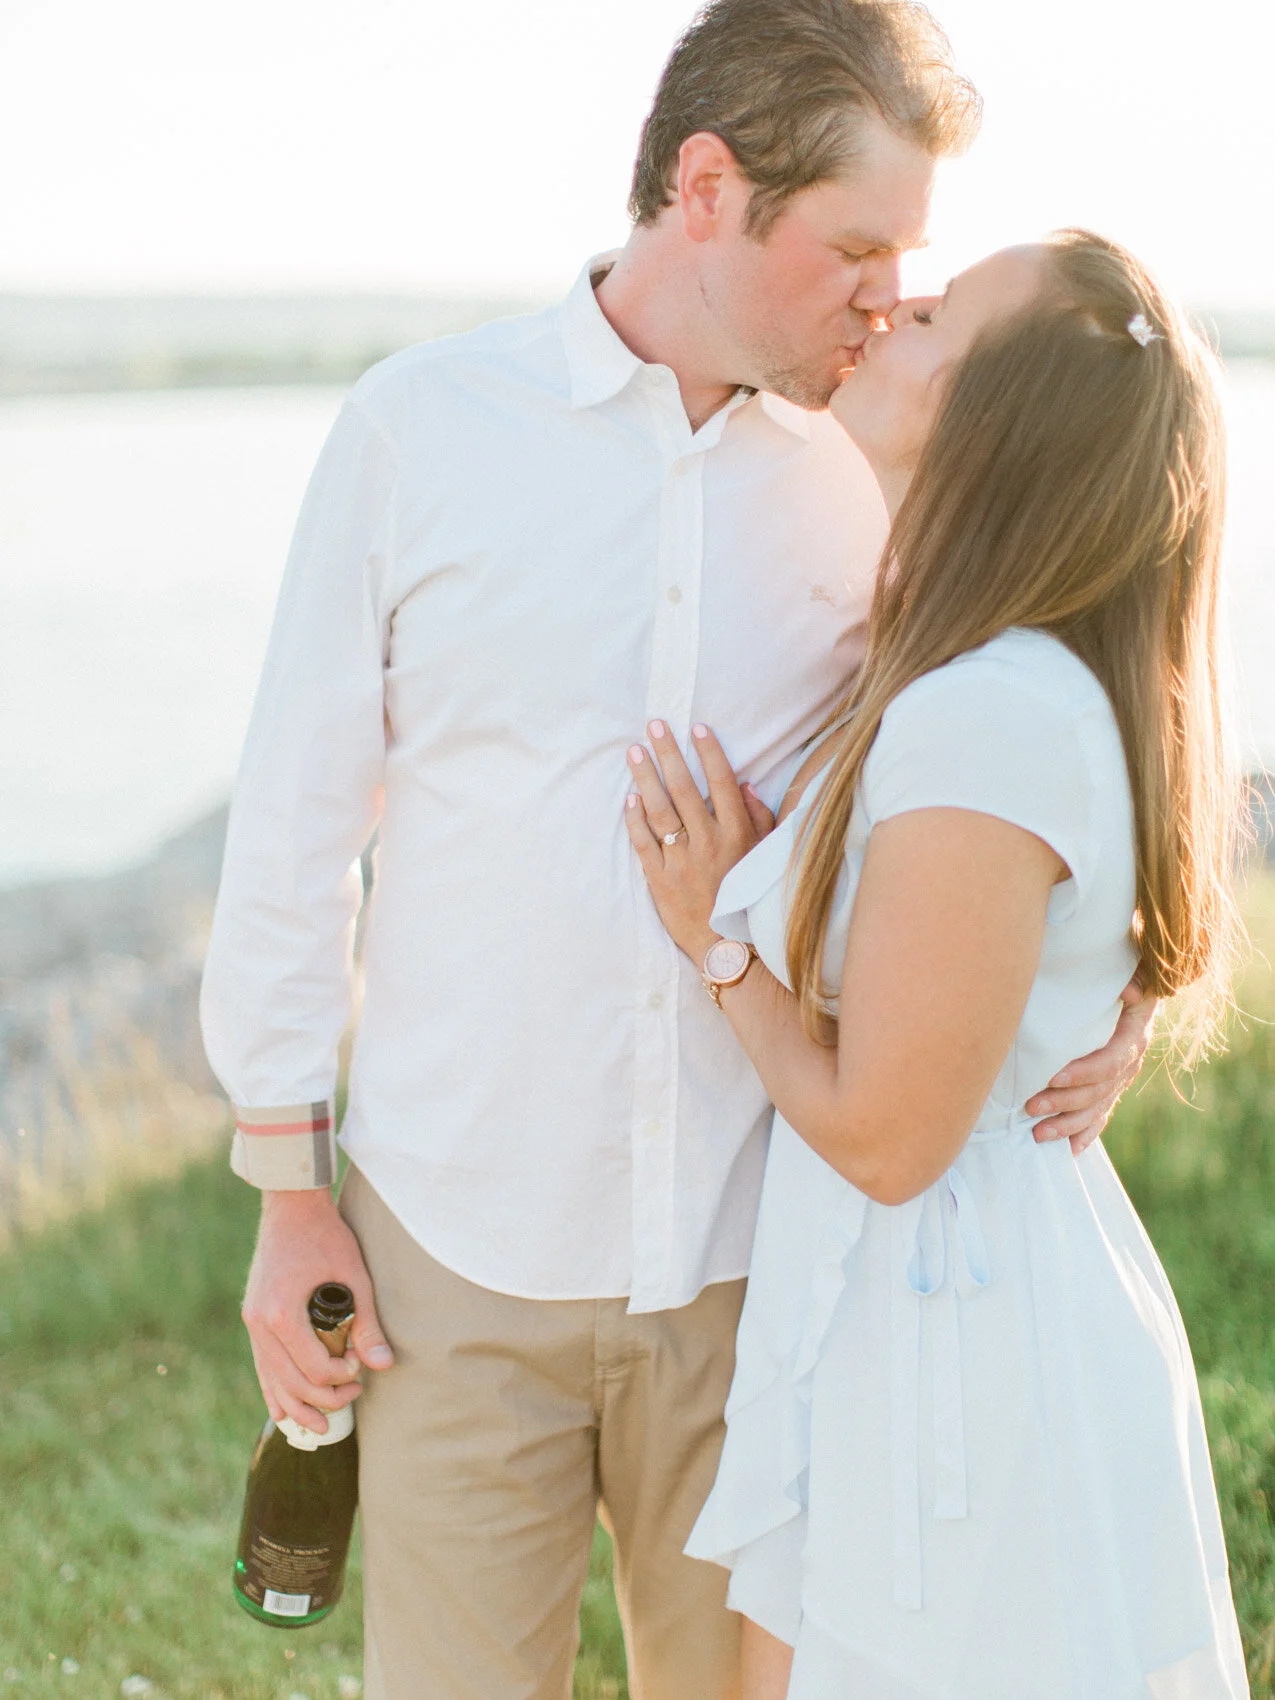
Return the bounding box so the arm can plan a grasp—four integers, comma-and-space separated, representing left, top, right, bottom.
1127, 312, 1163, 348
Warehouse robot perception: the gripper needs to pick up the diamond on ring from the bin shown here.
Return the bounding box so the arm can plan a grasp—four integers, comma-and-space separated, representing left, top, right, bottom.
663, 829, 686, 846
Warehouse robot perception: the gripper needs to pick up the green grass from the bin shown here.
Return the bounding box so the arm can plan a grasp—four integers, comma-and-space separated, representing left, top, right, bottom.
2, 881, 1274, 1696
0, 1156, 628, 1700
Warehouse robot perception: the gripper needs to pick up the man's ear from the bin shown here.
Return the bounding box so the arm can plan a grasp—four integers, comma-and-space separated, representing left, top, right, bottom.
677, 131, 747, 244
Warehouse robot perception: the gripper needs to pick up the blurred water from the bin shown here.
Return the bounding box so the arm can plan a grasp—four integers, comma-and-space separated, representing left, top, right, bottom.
0, 386, 342, 885
1, 366, 1272, 887
1218, 363, 1275, 771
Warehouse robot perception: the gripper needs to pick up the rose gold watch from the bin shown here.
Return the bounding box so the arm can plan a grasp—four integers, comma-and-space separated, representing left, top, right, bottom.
701, 937, 758, 1009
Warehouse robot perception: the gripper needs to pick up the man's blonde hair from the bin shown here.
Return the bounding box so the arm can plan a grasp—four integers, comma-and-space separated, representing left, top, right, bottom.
630, 0, 981, 236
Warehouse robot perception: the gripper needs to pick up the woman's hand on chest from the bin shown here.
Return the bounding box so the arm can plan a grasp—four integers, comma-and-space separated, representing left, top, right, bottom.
624, 722, 775, 962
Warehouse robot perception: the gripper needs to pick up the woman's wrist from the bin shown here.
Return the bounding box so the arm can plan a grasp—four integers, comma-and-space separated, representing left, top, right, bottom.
684, 928, 721, 968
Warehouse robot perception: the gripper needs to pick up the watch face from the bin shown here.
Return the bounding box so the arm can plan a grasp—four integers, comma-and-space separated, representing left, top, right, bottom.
705, 938, 750, 982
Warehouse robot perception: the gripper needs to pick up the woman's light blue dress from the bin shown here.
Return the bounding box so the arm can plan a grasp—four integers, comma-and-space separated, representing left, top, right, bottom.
686, 629, 1248, 1698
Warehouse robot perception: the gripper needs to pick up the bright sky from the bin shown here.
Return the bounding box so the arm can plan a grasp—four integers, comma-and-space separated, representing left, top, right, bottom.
0, 0, 1271, 308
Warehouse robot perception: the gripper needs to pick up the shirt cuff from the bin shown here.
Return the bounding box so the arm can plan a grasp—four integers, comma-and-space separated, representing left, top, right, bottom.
229, 1102, 337, 1190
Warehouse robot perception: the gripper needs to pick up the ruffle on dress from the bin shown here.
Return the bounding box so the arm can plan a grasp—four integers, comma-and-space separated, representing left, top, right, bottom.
688, 1140, 996, 1612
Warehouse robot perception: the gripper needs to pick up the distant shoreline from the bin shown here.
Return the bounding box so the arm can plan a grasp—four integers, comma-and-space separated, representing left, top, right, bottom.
0, 291, 549, 399
0, 293, 1269, 399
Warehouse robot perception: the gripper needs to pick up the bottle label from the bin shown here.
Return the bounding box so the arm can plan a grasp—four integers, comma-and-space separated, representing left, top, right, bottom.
240, 1530, 339, 1613
278, 1405, 355, 1450
263, 1588, 312, 1617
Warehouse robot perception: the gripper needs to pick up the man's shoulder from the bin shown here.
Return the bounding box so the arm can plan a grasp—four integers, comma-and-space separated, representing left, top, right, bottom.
347, 301, 566, 434
775, 404, 889, 539
802, 404, 872, 459
757, 398, 882, 484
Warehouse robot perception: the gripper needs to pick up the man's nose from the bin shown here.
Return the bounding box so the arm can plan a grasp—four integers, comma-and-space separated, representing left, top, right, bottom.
850, 252, 904, 320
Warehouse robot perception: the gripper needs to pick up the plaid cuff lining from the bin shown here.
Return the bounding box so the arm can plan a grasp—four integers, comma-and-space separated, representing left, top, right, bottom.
229, 1101, 337, 1190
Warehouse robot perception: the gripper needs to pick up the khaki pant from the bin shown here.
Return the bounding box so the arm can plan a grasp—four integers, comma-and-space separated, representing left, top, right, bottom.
339, 1162, 746, 1700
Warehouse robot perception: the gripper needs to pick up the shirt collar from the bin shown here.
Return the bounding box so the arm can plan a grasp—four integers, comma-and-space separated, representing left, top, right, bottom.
757, 390, 813, 440
557, 251, 814, 442
558, 254, 644, 411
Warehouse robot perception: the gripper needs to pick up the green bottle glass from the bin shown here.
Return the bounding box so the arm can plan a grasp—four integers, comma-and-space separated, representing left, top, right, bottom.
232, 1283, 360, 1628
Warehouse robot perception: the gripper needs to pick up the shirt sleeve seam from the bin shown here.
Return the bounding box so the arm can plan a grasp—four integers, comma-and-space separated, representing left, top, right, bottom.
342, 396, 402, 626
345, 391, 404, 469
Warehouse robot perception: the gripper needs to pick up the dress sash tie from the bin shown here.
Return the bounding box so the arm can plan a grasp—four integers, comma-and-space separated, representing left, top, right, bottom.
779, 1153, 995, 1614
889, 1166, 991, 1608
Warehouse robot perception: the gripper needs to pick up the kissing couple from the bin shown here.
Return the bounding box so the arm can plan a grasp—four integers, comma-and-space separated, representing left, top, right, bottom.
202, 0, 1249, 1694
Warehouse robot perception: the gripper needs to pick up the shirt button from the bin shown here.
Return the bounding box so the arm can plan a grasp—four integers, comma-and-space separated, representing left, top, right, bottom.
645, 1118, 664, 1138
666, 585, 683, 604
648, 989, 665, 1009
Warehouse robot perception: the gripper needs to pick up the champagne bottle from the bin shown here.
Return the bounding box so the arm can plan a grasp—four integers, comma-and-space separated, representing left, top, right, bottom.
232, 1283, 360, 1628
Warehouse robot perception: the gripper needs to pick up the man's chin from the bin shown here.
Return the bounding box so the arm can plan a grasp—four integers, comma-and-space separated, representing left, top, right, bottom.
759, 364, 844, 413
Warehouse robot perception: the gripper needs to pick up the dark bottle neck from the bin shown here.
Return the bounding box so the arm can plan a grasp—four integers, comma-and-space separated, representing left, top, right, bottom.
308, 1283, 355, 1359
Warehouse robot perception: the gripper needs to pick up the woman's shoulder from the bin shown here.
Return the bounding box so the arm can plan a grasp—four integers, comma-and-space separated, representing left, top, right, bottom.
890, 628, 1112, 727
877, 630, 1120, 777
864, 629, 1128, 868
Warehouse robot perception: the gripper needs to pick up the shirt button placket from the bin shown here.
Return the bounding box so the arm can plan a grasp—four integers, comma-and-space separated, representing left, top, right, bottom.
629, 424, 706, 1312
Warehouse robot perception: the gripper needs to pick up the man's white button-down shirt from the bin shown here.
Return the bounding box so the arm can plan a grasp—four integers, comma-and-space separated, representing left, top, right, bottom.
200, 256, 886, 1313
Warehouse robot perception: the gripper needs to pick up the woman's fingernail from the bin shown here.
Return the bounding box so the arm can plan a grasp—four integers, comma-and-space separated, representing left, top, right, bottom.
649, 720, 665, 738
692, 723, 708, 739
1035, 1098, 1052, 1115
1052, 1069, 1070, 1088
628, 745, 645, 764
627, 792, 639, 809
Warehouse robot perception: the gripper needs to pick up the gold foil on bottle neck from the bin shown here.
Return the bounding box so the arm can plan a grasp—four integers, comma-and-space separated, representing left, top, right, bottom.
312, 1313, 355, 1359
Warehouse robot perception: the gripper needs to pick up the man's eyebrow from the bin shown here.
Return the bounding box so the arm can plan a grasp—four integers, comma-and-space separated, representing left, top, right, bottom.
835, 230, 930, 255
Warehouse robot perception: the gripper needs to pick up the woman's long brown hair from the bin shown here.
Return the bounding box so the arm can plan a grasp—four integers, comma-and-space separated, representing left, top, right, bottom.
787, 230, 1242, 1061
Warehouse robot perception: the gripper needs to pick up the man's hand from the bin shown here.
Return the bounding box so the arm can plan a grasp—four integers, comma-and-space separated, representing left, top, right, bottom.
1026, 978, 1158, 1155
241, 1188, 395, 1433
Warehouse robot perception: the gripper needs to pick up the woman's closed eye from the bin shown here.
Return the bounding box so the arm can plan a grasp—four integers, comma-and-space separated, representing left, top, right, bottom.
911, 307, 934, 326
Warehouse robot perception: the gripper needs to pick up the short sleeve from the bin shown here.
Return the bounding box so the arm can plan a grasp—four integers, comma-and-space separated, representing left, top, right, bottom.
861, 650, 1109, 911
